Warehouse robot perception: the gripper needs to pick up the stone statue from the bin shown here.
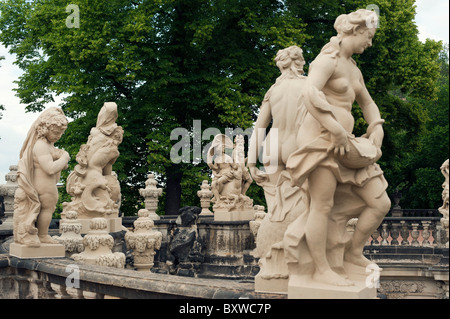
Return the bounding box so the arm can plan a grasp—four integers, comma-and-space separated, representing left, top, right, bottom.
62, 102, 123, 232
283, 9, 391, 296
439, 159, 449, 219
439, 159, 449, 247
0, 165, 19, 230
207, 134, 253, 220
13, 107, 70, 247
167, 206, 204, 276
248, 45, 307, 292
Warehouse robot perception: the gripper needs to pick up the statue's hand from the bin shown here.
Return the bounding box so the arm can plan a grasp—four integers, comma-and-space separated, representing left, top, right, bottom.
368, 125, 384, 149
249, 166, 268, 184
328, 129, 350, 156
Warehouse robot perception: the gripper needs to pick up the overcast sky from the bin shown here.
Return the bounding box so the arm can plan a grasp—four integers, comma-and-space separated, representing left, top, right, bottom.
0, 0, 449, 180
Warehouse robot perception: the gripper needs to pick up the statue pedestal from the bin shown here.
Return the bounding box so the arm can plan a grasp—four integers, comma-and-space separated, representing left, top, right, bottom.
254, 246, 289, 294
214, 209, 254, 221
255, 275, 288, 294
287, 264, 378, 299
62, 217, 122, 234
9, 243, 65, 258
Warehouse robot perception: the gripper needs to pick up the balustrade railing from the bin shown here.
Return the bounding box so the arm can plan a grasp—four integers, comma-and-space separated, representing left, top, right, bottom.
364, 217, 448, 247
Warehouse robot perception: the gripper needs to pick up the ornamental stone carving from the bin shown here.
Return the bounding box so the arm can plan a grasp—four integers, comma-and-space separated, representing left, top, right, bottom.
197, 180, 213, 217
125, 209, 163, 271
439, 159, 449, 247
53, 210, 84, 256
207, 134, 254, 221
72, 217, 125, 268
62, 102, 123, 233
139, 174, 163, 220
0, 165, 19, 230
379, 280, 426, 299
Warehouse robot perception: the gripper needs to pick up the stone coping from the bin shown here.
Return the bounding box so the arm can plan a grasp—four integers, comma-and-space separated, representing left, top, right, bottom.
0, 253, 285, 299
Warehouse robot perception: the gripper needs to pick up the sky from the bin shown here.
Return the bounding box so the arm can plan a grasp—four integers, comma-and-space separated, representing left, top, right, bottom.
0, 0, 449, 181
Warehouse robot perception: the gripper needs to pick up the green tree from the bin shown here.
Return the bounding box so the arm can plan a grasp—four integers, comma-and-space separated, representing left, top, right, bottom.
0, 0, 306, 215
0, 0, 445, 212
398, 45, 449, 209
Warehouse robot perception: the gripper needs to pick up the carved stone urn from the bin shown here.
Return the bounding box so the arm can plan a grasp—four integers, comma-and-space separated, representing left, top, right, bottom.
72, 217, 125, 268
139, 174, 163, 220
197, 180, 213, 217
125, 209, 163, 271
53, 210, 84, 257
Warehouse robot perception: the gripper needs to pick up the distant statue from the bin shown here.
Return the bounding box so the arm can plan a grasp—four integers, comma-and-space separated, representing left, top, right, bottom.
439, 159, 449, 248
284, 9, 391, 288
207, 134, 253, 211
63, 102, 123, 220
167, 206, 204, 276
13, 107, 70, 247
439, 159, 449, 219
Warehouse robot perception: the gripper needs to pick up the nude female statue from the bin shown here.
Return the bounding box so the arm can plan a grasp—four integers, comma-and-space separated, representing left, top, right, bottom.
284, 9, 391, 286
13, 107, 70, 247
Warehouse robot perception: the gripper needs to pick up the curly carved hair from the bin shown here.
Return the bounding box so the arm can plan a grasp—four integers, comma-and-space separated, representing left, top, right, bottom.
275, 45, 305, 77
334, 9, 378, 35
35, 107, 68, 139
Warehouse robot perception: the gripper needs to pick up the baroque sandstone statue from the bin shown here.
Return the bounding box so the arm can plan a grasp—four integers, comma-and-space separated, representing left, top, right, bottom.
207, 134, 253, 220
13, 107, 70, 248
284, 9, 390, 295
248, 45, 307, 291
250, 10, 391, 298
62, 102, 123, 232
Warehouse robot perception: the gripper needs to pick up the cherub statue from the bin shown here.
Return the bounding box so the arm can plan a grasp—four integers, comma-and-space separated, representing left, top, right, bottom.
13, 107, 70, 247
207, 134, 253, 210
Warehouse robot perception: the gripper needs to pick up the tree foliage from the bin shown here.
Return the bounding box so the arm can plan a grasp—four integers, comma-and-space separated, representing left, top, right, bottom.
0, 0, 446, 212
0, 0, 306, 215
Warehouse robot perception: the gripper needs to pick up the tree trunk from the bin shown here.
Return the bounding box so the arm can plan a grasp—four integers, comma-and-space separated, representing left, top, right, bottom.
165, 164, 183, 216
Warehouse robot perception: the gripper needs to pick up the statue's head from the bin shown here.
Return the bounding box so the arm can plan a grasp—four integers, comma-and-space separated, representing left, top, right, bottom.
334, 9, 378, 54
275, 45, 305, 77
334, 9, 378, 35
35, 107, 68, 142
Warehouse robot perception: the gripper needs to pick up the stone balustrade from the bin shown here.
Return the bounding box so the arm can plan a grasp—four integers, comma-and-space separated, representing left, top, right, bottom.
363, 217, 447, 247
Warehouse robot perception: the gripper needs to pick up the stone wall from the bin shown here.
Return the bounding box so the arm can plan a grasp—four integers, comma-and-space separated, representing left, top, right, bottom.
0, 216, 448, 299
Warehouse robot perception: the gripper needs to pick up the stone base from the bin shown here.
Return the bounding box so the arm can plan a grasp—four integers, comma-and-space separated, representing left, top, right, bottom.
9, 242, 65, 258
0, 220, 13, 231
213, 209, 254, 221
287, 272, 377, 299
255, 274, 289, 294
61, 217, 122, 234
199, 209, 214, 217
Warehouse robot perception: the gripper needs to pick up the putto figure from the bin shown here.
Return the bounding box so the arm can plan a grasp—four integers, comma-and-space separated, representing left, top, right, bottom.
63, 102, 123, 230
13, 107, 70, 247
283, 9, 391, 293
207, 134, 253, 220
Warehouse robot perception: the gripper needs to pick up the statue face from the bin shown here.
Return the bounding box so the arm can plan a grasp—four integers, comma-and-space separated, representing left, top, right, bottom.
46, 124, 66, 143
352, 27, 375, 54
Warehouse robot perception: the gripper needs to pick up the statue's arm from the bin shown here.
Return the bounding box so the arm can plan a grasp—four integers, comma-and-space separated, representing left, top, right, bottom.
304, 57, 349, 153
33, 141, 69, 176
